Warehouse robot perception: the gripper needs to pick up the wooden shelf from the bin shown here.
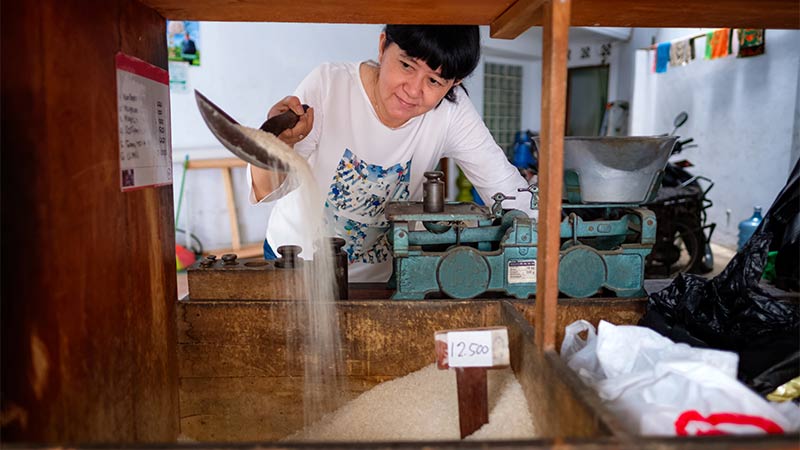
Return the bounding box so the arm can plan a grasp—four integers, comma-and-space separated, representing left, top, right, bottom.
141, 0, 799, 38
203, 242, 263, 259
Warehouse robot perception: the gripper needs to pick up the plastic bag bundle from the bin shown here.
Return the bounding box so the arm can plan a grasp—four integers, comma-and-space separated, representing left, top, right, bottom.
642, 231, 799, 392
561, 320, 800, 436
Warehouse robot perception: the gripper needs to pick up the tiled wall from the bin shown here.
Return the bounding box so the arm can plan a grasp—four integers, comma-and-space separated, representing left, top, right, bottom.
483, 62, 523, 158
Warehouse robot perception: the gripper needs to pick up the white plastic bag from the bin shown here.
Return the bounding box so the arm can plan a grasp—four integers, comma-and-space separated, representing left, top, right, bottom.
594, 321, 739, 379
560, 320, 603, 384
560, 320, 799, 436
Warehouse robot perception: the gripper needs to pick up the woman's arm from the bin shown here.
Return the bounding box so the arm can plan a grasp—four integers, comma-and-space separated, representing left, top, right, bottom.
443, 92, 535, 216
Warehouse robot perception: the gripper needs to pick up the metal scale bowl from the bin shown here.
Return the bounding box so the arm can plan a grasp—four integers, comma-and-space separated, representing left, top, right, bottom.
387, 136, 678, 300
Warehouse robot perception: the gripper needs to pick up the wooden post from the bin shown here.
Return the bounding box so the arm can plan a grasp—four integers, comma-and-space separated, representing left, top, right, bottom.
435, 327, 509, 438
455, 367, 489, 438
536, 0, 570, 352
1, 0, 179, 442
221, 167, 242, 251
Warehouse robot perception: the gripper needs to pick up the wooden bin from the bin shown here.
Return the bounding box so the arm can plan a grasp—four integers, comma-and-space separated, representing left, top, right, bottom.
177, 297, 644, 442
5, 0, 799, 446
177, 297, 800, 449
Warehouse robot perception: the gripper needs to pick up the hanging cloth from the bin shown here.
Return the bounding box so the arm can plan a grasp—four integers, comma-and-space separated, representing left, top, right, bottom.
656, 42, 671, 73
738, 29, 766, 57
705, 28, 732, 60
669, 39, 694, 66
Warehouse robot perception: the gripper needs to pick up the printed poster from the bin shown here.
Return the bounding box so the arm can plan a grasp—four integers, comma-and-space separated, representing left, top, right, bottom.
167, 21, 200, 66
115, 52, 172, 191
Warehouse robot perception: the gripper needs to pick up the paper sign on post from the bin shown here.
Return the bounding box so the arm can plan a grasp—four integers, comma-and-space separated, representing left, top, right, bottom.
434, 326, 510, 439
116, 52, 173, 191
447, 330, 493, 367
434, 327, 510, 369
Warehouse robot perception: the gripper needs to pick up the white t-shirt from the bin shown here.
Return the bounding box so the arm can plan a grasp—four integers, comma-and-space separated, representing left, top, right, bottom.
249, 62, 534, 282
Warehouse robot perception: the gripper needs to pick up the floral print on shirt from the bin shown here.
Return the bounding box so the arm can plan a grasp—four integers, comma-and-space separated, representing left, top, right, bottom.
325, 148, 410, 264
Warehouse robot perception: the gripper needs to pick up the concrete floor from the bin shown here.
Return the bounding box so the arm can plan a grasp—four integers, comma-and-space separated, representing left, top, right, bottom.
706, 242, 737, 278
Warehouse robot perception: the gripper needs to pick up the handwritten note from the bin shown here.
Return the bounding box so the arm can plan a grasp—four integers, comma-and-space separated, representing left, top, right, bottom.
116, 53, 172, 191
435, 327, 510, 369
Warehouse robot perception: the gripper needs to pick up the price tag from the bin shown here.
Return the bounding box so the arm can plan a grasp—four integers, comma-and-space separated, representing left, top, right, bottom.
447, 330, 493, 367
435, 327, 509, 369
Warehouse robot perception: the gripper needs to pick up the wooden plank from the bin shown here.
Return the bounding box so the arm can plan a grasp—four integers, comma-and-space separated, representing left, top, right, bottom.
177, 300, 500, 376
137, 0, 799, 33
500, 302, 629, 439
186, 259, 307, 300
140, 0, 517, 25
203, 242, 264, 259
186, 157, 246, 169
490, 0, 546, 40
492, 0, 800, 38
455, 367, 489, 439
221, 167, 242, 250
511, 297, 647, 349
1, 0, 179, 443
566, 0, 799, 29
177, 300, 501, 440
534, 0, 570, 352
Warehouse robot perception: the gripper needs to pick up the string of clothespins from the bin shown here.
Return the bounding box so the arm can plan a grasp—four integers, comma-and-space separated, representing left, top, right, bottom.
639, 28, 766, 73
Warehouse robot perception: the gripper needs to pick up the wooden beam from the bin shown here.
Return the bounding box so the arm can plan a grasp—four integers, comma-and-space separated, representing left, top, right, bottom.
535, 0, 570, 352
490, 0, 546, 40
221, 167, 242, 251
186, 157, 246, 169
140, 0, 510, 24
138, 0, 799, 29
1, 0, 179, 442
566, 0, 799, 29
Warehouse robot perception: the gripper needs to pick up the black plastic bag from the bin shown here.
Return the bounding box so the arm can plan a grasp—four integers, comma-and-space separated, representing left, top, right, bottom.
640, 161, 800, 394
641, 231, 799, 392
764, 160, 800, 292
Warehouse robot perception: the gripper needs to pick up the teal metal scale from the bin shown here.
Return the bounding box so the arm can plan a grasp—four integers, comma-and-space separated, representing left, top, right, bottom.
387, 186, 656, 299
386, 137, 675, 300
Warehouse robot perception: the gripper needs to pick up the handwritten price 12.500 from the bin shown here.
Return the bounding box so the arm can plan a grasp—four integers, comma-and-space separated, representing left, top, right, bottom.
446, 329, 493, 367
449, 341, 490, 358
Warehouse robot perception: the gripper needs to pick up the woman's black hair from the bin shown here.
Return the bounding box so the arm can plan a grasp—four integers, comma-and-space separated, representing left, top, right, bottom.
383, 25, 480, 103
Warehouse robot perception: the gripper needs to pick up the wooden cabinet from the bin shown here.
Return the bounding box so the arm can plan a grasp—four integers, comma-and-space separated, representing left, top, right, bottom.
2, 0, 797, 445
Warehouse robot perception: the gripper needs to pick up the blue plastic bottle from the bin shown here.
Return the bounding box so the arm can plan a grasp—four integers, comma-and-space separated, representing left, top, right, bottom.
511, 131, 534, 169
737, 206, 763, 251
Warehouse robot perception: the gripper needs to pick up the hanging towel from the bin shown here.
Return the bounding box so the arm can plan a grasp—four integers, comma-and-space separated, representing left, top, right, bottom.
669, 39, 694, 66
705, 28, 732, 60
656, 42, 671, 73
738, 29, 765, 57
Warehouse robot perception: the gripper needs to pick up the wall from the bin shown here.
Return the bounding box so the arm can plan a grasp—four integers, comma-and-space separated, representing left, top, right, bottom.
170, 24, 542, 251
566, 32, 623, 101
630, 28, 800, 248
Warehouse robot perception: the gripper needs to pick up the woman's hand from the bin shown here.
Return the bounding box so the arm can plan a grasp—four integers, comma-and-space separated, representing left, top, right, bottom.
267, 96, 314, 146
251, 96, 314, 202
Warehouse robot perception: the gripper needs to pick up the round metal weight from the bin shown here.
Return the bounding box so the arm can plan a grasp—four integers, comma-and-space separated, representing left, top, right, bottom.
558, 245, 607, 298
437, 247, 490, 299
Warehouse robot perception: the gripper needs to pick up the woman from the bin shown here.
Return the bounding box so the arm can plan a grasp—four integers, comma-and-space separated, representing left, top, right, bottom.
248, 25, 533, 282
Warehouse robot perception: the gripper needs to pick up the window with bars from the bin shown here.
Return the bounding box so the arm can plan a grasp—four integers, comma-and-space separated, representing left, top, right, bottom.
483, 63, 522, 160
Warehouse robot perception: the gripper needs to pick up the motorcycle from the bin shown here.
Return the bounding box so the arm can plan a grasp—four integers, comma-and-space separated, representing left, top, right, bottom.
644, 112, 716, 277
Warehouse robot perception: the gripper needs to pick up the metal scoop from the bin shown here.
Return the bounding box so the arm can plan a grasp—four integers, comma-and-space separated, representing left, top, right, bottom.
194, 90, 308, 172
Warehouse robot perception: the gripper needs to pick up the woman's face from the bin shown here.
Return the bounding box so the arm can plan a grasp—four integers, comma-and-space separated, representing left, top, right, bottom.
374, 34, 458, 128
